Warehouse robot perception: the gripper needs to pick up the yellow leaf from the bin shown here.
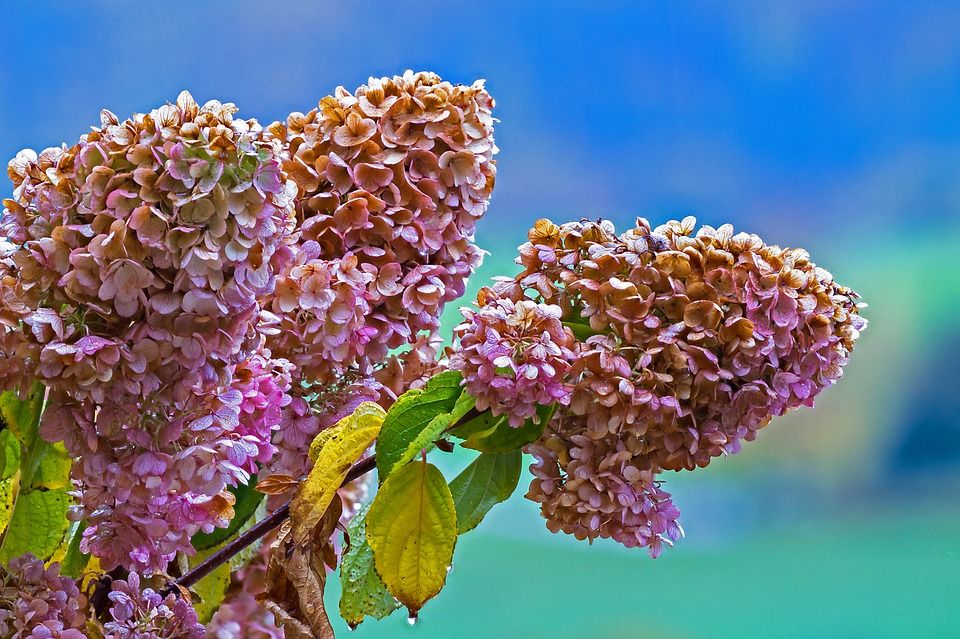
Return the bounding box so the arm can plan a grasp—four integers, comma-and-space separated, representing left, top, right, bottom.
307, 428, 337, 464
291, 402, 385, 542
365, 460, 457, 614
0, 474, 16, 534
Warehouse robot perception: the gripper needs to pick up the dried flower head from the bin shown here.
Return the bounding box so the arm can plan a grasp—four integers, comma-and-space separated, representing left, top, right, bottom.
263, 70, 497, 477
471, 215, 866, 553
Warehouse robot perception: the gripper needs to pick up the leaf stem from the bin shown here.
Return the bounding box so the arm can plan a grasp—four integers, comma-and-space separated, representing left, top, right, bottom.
169, 455, 377, 594
168, 405, 485, 595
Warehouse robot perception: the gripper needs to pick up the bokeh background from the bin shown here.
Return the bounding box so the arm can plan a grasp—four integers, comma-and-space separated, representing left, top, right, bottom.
3, 2, 959, 637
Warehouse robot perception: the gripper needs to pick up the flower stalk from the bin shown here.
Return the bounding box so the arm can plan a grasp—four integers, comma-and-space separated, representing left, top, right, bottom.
170, 405, 482, 595
169, 455, 376, 594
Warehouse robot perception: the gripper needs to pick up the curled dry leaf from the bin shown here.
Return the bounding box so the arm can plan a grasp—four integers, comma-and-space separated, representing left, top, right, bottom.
256, 474, 301, 495
260, 497, 343, 639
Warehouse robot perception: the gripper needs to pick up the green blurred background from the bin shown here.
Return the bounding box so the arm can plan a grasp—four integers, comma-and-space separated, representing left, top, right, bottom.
3, 1, 959, 636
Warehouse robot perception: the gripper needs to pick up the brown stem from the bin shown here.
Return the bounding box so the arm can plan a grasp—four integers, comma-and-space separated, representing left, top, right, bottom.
169, 455, 377, 594
167, 405, 485, 595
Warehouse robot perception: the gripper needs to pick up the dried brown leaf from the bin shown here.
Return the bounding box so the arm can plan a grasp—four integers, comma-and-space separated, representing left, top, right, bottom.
256, 474, 301, 495
259, 500, 343, 639
263, 601, 315, 639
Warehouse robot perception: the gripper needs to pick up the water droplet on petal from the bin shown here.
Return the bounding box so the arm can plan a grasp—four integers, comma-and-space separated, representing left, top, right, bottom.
446, 563, 454, 574
406, 611, 419, 626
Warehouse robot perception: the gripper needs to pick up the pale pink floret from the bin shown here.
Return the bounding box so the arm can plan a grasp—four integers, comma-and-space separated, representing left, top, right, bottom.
450, 291, 575, 427
0, 554, 87, 638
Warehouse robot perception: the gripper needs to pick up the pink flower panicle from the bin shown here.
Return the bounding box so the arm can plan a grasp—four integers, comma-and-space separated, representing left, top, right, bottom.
0, 73, 498, 570
263, 71, 497, 478
450, 289, 576, 427
104, 572, 204, 639
1, 91, 296, 404
0, 554, 87, 639
38, 355, 291, 573
481, 216, 866, 555
526, 419, 682, 557
1, 92, 296, 573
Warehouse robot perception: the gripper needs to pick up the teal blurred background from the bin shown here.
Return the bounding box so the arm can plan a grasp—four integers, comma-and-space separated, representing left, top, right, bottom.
3, 2, 958, 636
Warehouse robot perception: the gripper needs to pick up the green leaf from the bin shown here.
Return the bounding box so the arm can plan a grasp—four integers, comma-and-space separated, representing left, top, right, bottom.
339, 504, 400, 628
30, 442, 71, 491
0, 383, 45, 448
448, 391, 477, 424
449, 451, 523, 534
0, 430, 20, 481
0, 488, 71, 563
192, 476, 266, 552
462, 414, 545, 454
390, 389, 475, 473
375, 371, 463, 482
188, 545, 232, 623
0, 385, 74, 561
291, 402, 384, 542
366, 460, 457, 614
448, 410, 503, 440
391, 412, 452, 474
60, 520, 91, 579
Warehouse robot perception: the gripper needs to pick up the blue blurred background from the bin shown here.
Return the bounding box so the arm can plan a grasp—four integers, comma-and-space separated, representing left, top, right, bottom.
3, 2, 959, 636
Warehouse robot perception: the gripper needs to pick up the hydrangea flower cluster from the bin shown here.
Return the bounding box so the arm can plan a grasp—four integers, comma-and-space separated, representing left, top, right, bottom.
1, 92, 295, 403
526, 420, 682, 557
40, 354, 292, 572
104, 572, 205, 639
0, 72, 496, 581
261, 70, 497, 476
0, 92, 297, 573
0, 554, 86, 638
454, 216, 866, 555
450, 292, 575, 426
205, 593, 283, 639
0, 554, 209, 638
